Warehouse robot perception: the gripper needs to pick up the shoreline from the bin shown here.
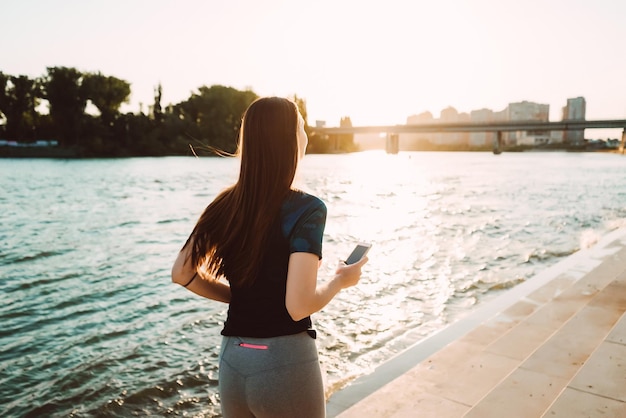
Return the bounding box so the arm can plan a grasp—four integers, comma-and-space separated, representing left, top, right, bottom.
1, 146, 622, 159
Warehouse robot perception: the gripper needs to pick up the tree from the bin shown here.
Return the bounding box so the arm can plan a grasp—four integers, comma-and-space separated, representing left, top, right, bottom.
152, 83, 163, 123
0, 72, 8, 130
0, 72, 40, 140
82, 72, 131, 127
290, 94, 308, 125
0, 66, 323, 157
42, 67, 88, 147
290, 94, 313, 153
306, 131, 331, 154
177, 85, 257, 154
338, 116, 356, 151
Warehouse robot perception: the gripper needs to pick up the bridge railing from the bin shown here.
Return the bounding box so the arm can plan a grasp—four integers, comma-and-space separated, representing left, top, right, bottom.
311, 119, 626, 154
311, 119, 626, 134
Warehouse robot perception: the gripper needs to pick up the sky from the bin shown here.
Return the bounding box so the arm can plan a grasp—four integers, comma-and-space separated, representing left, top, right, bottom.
2, 0, 625, 138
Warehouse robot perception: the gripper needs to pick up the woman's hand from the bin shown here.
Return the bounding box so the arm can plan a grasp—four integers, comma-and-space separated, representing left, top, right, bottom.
334, 256, 369, 289
285, 252, 369, 321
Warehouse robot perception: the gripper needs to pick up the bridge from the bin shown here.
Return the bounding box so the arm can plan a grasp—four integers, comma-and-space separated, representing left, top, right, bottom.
311, 119, 626, 154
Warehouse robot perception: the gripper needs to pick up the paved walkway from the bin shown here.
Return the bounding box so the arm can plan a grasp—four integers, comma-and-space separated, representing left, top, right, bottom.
327, 227, 626, 417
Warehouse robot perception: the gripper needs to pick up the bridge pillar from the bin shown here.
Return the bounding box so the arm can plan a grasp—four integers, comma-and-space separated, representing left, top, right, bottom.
493, 131, 503, 154
620, 128, 626, 154
385, 133, 399, 154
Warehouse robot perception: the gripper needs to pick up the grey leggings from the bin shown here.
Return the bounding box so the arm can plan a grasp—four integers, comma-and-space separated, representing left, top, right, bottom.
219, 332, 325, 418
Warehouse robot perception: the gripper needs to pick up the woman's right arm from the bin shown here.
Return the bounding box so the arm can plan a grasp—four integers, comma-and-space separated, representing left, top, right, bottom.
171, 242, 231, 303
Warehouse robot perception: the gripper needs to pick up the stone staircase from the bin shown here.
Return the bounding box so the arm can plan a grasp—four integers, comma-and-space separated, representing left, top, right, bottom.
333, 238, 626, 417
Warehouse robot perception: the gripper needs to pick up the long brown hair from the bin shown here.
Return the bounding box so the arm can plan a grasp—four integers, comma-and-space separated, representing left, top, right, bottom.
184, 97, 300, 287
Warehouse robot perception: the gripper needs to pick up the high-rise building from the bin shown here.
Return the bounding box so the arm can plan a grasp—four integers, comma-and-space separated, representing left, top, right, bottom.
562, 97, 586, 146
403, 97, 588, 150
506, 101, 550, 146
469, 108, 494, 147
434, 107, 469, 146
401, 111, 434, 149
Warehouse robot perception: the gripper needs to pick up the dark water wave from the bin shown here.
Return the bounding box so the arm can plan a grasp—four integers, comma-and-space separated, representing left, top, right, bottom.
523, 248, 578, 263
1, 153, 626, 417
6, 250, 70, 264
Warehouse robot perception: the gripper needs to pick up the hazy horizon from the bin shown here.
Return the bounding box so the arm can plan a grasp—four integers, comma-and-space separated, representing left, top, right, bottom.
2, 0, 625, 139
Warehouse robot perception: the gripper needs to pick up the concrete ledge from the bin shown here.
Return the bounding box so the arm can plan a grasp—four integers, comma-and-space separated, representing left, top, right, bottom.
327, 227, 626, 417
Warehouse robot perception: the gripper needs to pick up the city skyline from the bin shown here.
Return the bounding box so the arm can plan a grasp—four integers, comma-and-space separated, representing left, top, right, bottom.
402, 97, 588, 148
2, 0, 625, 140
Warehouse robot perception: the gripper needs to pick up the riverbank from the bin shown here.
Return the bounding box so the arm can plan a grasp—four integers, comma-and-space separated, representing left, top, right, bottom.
0, 145, 622, 158
0, 145, 78, 158
328, 226, 626, 417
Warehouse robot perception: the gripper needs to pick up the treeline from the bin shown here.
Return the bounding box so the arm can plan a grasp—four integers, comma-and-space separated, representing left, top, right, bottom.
0, 67, 356, 157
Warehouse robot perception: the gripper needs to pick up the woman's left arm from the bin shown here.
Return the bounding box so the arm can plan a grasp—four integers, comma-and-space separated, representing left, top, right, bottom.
285, 252, 367, 321
171, 243, 231, 303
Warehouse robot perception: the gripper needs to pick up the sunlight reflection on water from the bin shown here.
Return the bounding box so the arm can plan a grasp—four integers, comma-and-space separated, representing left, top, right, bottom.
2, 151, 626, 416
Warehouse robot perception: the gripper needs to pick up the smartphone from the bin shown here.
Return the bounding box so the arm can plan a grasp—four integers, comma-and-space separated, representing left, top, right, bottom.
345, 242, 372, 265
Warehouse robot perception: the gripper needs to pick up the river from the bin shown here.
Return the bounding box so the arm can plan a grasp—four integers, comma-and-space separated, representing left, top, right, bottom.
1, 151, 625, 417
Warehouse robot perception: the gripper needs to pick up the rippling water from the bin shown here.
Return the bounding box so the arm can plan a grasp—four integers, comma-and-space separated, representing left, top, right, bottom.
2, 151, 626, 417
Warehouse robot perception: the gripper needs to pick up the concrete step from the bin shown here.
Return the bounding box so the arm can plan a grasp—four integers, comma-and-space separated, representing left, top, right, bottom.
463, 267, 626, 418
540, 307, 626, 417
333, 235, 626, 418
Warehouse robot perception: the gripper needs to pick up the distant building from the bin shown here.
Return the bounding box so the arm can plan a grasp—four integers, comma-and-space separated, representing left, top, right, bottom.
401, 111, 434, 149
403, 97, 590, 150
406, 111, 434, 125
562, 97, 586, 146
506, 101, 550, 146
562, 97, 586, 120
403, 108, 471, 147
550, 130, 564, 144
434, 107, 469, 146
456, 111, 470, 146
469, 108, 494, 147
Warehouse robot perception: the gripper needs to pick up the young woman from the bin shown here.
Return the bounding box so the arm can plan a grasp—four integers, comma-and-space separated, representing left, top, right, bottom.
171, 97, 368, 417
